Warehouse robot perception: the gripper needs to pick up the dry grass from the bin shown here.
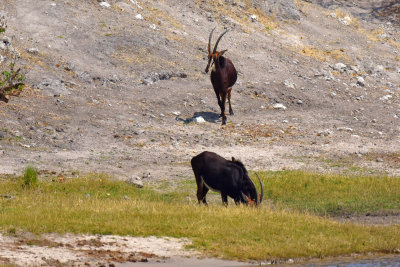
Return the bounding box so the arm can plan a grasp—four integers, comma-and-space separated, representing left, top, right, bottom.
295, 45, 351, 63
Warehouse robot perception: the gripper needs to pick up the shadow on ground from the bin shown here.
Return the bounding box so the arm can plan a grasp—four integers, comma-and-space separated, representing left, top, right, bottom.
176, 111, 221, 124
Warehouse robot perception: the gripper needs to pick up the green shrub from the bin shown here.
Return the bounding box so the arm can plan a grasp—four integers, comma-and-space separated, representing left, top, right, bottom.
22, 166, 38, 188
0, 15, 24, 103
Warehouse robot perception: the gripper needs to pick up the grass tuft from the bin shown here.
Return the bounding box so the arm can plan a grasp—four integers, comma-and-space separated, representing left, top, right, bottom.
22, 166, 38, 189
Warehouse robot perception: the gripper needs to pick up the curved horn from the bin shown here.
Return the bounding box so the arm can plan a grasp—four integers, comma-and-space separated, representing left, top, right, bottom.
205, 27, 216, 73
212, 28, 229, 54
208, 27, 216, 54
255, 173, 264, 204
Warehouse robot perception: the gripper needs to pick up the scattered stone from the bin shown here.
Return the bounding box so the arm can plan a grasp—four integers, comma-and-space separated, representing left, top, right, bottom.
376, 157, 384, 162
296, 99, 303, 105
283, 80, 295, 89
337, 127, 353, 132
249, 14, 258, 22
273, 103, 287, 110
99, 1, 111, 8
142, 71, 187, 85
36, 78, 70, 96
193, 116, 206, 123
374, 65, 385, 73
339, 16, 351, 25
350, 65, 360, 73
172, 111, 181, 116
149, 24, 157, 30
126, 176, 143, 188
27, 48, 39, 55
380, 95, 392, 101
333, 62, 347, 73
356, 76, 365, 86
135, 14, 143, 20
317, 129, 332, 137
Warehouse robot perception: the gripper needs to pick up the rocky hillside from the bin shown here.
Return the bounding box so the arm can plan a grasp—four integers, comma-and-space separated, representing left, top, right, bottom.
0, 0, 399, 182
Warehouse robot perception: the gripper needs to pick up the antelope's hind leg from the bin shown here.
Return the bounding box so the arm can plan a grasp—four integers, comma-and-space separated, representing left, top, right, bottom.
196, 181, 209, 205
228, 88, 234, 115
220, 91, 227, 125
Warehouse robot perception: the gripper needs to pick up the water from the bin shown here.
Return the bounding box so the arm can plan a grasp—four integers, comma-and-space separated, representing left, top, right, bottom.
117, 256, 400, 267
277, 256, 400, 267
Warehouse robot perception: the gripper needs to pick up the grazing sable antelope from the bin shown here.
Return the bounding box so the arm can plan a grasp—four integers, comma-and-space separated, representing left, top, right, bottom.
191, 151, 263, 206
205, 27, 237, 125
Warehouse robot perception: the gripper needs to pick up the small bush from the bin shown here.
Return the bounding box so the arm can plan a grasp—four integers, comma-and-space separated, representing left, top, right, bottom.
0, 15, 24, 103
23, 166, 38, 188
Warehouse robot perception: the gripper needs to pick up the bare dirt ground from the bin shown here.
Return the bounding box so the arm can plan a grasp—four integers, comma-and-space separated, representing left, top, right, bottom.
0, 232, 194, 266
0, 0, 400, 265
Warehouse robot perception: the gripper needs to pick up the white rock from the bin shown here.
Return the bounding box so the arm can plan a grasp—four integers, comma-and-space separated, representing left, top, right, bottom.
356, 76, 365, 86
249, 14, 258, 22
193, 116, 206, 123
334, 63, 347, 73
172, 111, 181, 116
273, 103, 287, 110
337, 127, 353, 132
374, 65, 385, 72
99, 1, 110, 8
27, 48, 39, 55
380, 95, 392, 101
135, 14, 143, 20
350, 65, 359, 73
328, 13, 337, 18
126, 176, 143, 188
149, 24, 157, 30
283, 80, 295, 89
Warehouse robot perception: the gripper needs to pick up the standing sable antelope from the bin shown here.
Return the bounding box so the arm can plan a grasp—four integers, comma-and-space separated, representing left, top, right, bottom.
191, 151, 263, 206
205, 27, 237, 125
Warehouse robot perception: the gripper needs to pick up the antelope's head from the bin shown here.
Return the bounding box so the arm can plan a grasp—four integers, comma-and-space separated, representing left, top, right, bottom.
232, 157, 264, 206
205, 27, 229, 73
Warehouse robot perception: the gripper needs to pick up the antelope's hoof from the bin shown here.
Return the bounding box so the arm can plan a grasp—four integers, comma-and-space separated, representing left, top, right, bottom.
221, 118, 227, 125
229, 110, 234, 116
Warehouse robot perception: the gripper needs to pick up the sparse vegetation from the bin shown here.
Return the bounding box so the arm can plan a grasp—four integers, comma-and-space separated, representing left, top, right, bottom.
0, 172, 399, 261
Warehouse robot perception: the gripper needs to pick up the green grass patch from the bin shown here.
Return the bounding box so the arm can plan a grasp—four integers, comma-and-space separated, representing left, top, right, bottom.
0, 172, 399, 261
258, 170, 400, 216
